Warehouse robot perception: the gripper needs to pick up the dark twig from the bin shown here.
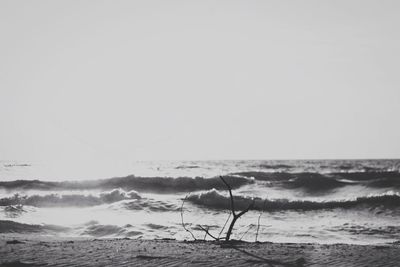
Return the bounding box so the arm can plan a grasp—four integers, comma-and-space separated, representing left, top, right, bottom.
198, 225, 221, 241
180, 177, 300, 266
255, 200, 267, 242
218, 211, 231, 239
203, 226, 209, 240
220, 176, 255, 241
239, 224, 254, 241
220, 176, 236, 216
236, 200, 255, 218
180, 195, 197, 241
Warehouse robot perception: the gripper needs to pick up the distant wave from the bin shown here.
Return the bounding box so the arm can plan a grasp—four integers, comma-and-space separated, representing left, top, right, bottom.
283, 173, 348, 192
255, 164, 293, 169
234, 171, 400, 182
0, 189, 141, 207
0, 175, 253, 193
1, 171, 398, 196
175, 165, 200, 169
233, 172, 350, 193
3, 163, 31, 168
233, 171, 400, 191
233, 172, 294, 181
330, 171, 400, 181
186, 189, 400, 212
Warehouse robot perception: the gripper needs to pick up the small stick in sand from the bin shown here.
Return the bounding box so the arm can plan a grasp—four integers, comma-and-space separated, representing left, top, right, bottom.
198, 225, 221, 241
220, 176, 255, 241
218, 211, 231, 239
239, 224, 254, 241
255, 200, 267, 242
180, 195, 197, 241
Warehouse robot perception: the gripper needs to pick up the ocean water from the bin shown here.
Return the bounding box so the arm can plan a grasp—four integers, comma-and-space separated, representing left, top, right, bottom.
0, 159, 399, 245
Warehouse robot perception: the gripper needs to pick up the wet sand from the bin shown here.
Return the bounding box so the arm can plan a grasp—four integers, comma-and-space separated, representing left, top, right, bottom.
1, 236, 399, 266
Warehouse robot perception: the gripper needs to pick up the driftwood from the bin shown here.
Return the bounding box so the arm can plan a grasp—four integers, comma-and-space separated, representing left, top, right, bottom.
181, 176, 254, 241
255, 200, 267, 242
180, 195, 197, 241
180, 176, 303, 266
220, 176, 255, 241
218, 211, 231, 239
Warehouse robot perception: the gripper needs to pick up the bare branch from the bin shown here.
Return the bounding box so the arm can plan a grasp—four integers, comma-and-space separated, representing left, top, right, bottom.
218, 211, 231, 239
180, 179, 295, 265
220, 176, 236, 216
198, 225, 221, 241
203, 226, 209, 240
255, 200, 267, 242
239, 224, 254, 241
180, 195, 197, 241
219, 176, 256, 241
236, 199, 255, 218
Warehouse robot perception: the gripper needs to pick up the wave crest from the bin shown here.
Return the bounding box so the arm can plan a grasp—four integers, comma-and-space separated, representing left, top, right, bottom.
0, 175, 253, 192
0, 189, 141, 207
233, 171, 400, 191
186, 190, 400, 211
122, 199, 180, 212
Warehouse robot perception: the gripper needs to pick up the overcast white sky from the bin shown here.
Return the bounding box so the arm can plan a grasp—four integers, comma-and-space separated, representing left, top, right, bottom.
1, 0, 399, 161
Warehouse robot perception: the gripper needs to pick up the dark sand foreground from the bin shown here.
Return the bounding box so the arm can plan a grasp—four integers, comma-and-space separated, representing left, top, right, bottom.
1, 236, 399, 267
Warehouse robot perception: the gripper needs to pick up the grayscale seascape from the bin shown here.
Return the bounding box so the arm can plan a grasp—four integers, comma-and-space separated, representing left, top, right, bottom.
1, 0, 400, 266
1, 159, 400, 245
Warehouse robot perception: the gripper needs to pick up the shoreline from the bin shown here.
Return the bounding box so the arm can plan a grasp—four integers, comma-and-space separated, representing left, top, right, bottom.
1, 236, 399, 266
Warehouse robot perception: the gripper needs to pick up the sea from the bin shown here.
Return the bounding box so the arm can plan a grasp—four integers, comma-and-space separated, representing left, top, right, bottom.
0, 159, 399, 245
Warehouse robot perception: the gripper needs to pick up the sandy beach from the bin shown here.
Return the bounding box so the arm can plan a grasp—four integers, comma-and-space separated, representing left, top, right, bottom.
1, 235, 399, 267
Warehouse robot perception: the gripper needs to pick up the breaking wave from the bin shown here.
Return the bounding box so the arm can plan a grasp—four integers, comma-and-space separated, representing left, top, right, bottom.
186, 189, 400, 212
0, 190, 180, 212
0, 175, 252, 193
122, 199, 180, 212
0, 189, 141, 207
233, 171, 400, 191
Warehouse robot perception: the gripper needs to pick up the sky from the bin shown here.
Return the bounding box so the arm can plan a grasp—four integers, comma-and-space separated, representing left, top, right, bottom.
1, 0, 400, 162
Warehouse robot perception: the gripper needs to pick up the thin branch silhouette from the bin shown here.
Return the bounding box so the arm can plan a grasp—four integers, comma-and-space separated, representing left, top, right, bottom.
180, 195, 197, 241
218, 211, 231, 239
220, 176, 255, 241
255, 200, 267, 242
